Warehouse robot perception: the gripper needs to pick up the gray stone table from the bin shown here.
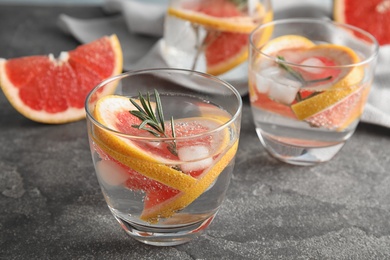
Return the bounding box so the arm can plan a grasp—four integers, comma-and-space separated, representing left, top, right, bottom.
1, 4, 390, 260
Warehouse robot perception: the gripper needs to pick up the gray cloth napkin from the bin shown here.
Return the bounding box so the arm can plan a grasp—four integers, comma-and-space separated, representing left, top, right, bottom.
57, 0, 390, 128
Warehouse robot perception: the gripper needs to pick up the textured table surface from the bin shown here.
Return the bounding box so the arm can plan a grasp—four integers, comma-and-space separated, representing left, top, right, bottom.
1, 4, 390, 260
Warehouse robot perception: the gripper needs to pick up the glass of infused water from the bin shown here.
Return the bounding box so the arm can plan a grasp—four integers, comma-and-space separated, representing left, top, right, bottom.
85, 68, 242, 246
163, 0, 273, 86
248, 18, 378, 165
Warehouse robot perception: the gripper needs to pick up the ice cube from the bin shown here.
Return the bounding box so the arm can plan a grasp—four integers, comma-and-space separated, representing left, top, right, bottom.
299, 58, 325, 74
269, 77, 301, 105
255, 67, 283, 94
96, 160, 129, 186
178, 145, 213, 173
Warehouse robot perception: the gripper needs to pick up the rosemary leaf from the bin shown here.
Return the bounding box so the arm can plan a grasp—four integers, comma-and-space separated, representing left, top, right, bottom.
129, 97, 146, 115
129, 90, 178, 156
305, 76, 333, 85
154, 89, 165, 132
277, 56, 305, 83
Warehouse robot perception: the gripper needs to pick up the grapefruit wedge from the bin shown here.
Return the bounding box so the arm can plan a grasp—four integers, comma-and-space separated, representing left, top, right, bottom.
0, 35, 123, 124
334, 0, 390, 45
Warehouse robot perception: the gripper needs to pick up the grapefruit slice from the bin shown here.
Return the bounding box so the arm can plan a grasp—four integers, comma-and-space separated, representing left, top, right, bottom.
290, 44, 364, 128
303, 83, 370, 130
334, 0, 390, 45
0, 35, 123, 124
92, 94, 237, 223
205, 31, 250, 75
92, 95, 232, 192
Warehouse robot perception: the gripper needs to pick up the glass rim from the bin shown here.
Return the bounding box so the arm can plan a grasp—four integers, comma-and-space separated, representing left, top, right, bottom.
85, 68, 242, 141
249, 18, 379, 69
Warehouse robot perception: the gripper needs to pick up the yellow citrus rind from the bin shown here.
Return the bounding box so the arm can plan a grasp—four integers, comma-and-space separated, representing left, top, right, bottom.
140, 140, 239, 223
260, 35, 316, 54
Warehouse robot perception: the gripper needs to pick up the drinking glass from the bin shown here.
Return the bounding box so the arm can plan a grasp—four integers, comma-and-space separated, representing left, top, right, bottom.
248, 18, 379, 165
85, 68, 242, 246
163, 0, 273, 88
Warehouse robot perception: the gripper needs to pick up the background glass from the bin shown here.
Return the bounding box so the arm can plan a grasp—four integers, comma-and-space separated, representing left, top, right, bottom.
249, 18, 379, 165
85, 68, 242, 246
163, 0, 273, 91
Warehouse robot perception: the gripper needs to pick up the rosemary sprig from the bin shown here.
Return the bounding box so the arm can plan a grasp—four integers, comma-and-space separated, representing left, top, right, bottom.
276, 56, 333, 101
129, 89, 177, 156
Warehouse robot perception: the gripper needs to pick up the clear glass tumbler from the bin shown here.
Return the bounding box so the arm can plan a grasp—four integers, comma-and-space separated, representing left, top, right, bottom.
163, 0, 273, 86
85, 68, 242, 246
248, 18, 379, 165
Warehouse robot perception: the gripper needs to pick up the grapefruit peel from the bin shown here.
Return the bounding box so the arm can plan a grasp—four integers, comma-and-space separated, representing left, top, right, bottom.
0, 35, 123, 124
204, 5, 273, 76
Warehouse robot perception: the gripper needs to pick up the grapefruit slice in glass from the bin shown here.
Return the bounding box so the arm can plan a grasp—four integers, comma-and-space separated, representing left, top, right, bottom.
91, 94, 237, 223
0, 35, 123, 124
290, 44, 365, 130
249, 35, 315, 116
92, 95, 233, 193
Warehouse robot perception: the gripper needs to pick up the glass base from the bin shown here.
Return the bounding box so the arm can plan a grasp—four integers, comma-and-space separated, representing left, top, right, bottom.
113, 213, 216, 246
258, 132, 345, 166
